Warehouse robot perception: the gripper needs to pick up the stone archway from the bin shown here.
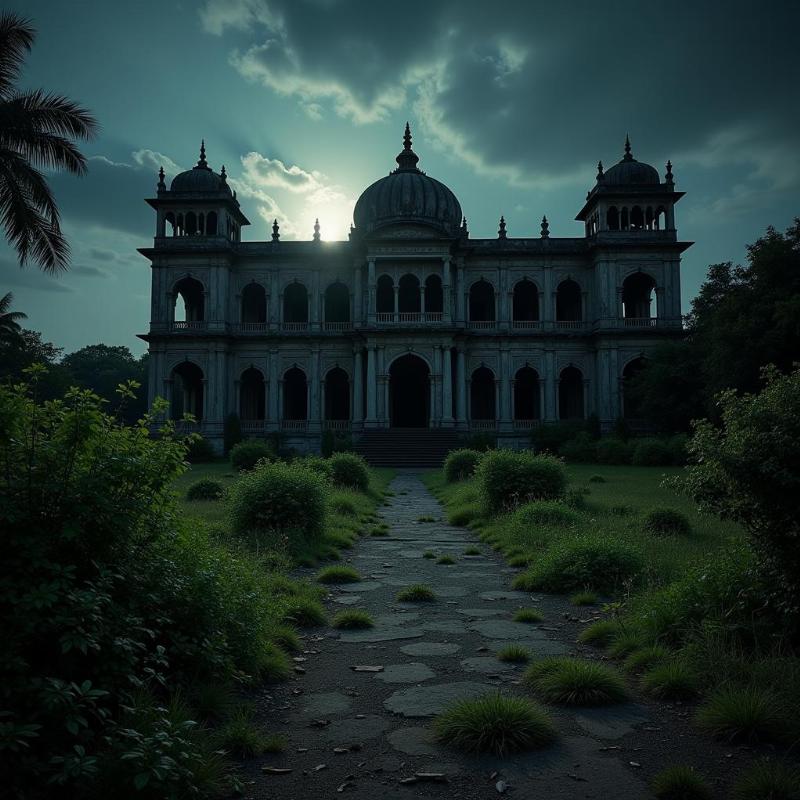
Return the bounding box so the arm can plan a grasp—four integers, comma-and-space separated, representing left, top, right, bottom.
389, 354, 430, 428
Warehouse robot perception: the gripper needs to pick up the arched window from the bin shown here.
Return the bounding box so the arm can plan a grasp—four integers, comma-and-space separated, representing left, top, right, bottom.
514, 367, 540, 420
655, 206, 666, 230
198, 213, 205, 235
559, 366, 584, 420
398, 274, 420, 313
621, 207, 629, 231
556, 279, 582, 322
165, 212, 176, 237
622, 273, 657, 319
324, 282, 350, 323
645, 207, 654, 230
283, 367, 307, 420
470, 366, 496, 420
425, 274, 443, 313
240, 367, 265, 420
622, 357, 647, 420
325, 367, 350, 421
241, 282, 267, 324
512, 280, 539, 322
176, 213, 184, 236
469, 280, 495, 322
283, 282, 308, 323
206, 211, 217, 236
631, 206, 644, 230
173, 277, 205, 322
185, 211, 197, 235
376, 275, 394, 314
607, 206, 619, 231
171, 362, 204, 420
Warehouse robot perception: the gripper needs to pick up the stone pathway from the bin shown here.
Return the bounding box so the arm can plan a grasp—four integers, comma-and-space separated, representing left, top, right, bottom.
245, 473, 731, 799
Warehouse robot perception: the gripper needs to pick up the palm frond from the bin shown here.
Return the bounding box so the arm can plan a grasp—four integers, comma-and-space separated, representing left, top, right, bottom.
0, 149, 61, 224
0, 124, 87, 174
0, 90, 99, 140
0, 13, 34, 100
0, 291, 27, 320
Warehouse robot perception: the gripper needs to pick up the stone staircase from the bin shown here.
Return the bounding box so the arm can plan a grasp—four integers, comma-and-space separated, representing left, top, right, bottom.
353, 428, 463, 468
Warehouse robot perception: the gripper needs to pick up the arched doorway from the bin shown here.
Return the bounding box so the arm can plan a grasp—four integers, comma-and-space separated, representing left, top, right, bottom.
171, 362, 204, 420
470, 366, 496, 421
559, 366, 584, 420
240, 367, 265, 420
514, 366, 540, 420
389, 355, 429, 428
622, 273, 657, 320
325, 367, 350, 421
241, 283, 267, 324
622, 357, 647, 419
283, 367, 308, 421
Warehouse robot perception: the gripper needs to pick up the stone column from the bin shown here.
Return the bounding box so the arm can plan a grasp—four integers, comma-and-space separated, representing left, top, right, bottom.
455, 262, 465, 323
268, 349, 279, 429
311, 271, 320, 331
442, 346, 454, 425
378, 346, 387, 425
352, 349, 363, 423
456, 348, 467, 426
442, 257, 452, 323
309, 347, 321, 431
269, 273, 280, 331
499, 349, 512, 429
366, 346, 377, 425
393, 285, 399, 322
367, 259, 376, 325
420, 285, 426, 315
545, 350, 557, 421
234, 379, 241, 418
432, 346, 441, 425
655, 286, 665, 321
354, 265, 362, 326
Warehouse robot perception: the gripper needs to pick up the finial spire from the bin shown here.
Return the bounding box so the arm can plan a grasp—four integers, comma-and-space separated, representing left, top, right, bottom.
272, 218, 280, 242
157, 165, 166, 191
404, 121, 412, 150
498, 215, 507, 239
540, 215, 550, 239
395, 121, 420, 171
197, 139, 208, 168
220, 164, 227, 181
461, 216, 469, 237
313, 218, 321, 242
665, 159, 674, 184
624, 134, 633, 161
596, 160, 604, 181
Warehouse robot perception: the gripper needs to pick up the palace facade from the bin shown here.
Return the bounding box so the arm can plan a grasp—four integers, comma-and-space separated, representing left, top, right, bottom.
139, 126, 690, 454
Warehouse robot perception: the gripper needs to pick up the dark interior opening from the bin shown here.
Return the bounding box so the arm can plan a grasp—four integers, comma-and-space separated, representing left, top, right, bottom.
389, 354, 429, 427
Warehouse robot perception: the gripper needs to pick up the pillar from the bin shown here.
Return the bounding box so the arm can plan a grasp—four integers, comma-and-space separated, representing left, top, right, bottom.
393, 285, 399, 321
455, 261, 465, 323
354, 265, 362, 326
310, 348, 321, 430
544, 350, 557, 420
268, 349, 279, 428
499, 349, 511, 428
456, 348, 467, 425
442, 346, 454, 425
442, 257, 452, 323
367, 259, 376, 324
366, 346, 377, 424
353, 348, 363, 423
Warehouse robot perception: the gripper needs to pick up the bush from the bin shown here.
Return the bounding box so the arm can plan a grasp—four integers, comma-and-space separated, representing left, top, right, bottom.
463, 432, 496, 451
631, 437, 672, 466
444, 448, 482, 482
641, 661, 699, 700
732, 759, 800, 800
644, 507, 692, 536
331, 610, 374, 629
679, 366, 800, 614
588, 474, 606, 483
651, 766, 712, 800
229, 461, 328, 541
230, 439, 274, 472
329, 452, 370, 491
223, 412, 242, 455
668, 433, 690, 466
695, 685, 786, 743
476, 449, 567, 514
317, 565, 360, 584
532, 421, 590, 455
185, 434, 216, 462
596, 437, 632, 465
186, 478, 225, 501
523, 657, 627, 706
300, 454, 334, 480
560, 432, 597, 463
514, 536, 643, 594
329, 491, 358, 516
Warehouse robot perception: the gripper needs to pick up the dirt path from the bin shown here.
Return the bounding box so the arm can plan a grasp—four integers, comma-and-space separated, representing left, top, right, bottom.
244, 473, 732, 799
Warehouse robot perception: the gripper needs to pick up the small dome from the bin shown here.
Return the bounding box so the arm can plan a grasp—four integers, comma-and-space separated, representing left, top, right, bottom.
170, 141, 232, 195
602, 136, 660, 186
353, 123, 462, 236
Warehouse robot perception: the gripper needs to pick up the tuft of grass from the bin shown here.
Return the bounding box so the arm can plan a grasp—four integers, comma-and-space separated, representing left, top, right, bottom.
731, 759, 800, 800
624, 645, 670, 673
508, 554, 532, 567
449, 503, 481, 527
396, 584, 436, 602
269, 624, 301, 653
578, 620, 619, 647
436, 554, 455, 565
316, 565, 361, 584
422, 550, 435, 559
331, 609, 374, 630
513, 608, 544, 624
497, 645, 531, 663
607, 627, 648, 658
464, 546, 481, 556
258, 643, 292, 683
641, 661, 699, 700
523, 657, 628, 706
695, 685, 786, 743
651, 765, 712, 800
216, 706, 270, 758
263, 733, 288, 753
418, 515, 436, 523
281, 597, 326, 628
570, 590, 598, 606
434, 692, 557, 755
192, 682, 235, 722
368, 526, 388, 536
588, 474, 606, 484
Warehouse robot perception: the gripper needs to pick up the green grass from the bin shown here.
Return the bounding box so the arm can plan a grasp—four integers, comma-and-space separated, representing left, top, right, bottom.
513, 608, 544, 624
316, 565, 361, 584
624, 645, 669, 672
215, 706, 271, 758
695, 685, 786, 743
418, 515, 436, 523
396, 584, 436, 602
422, 550, 435, 559
433, 692, 556, 755
523, 657, 628, 706
262, 734, 288, 753
331, 609, 374, 629
651, 766, 712, 800
464, 546, 481, 555
436, 554, 455, 565
570, 590, 598, 606
731, 759, 800, 800
258, 643, 292, 683
578, 620, 619, 647
641, 661, 699, 700
496, 645, 531, 663
280, 596, 326, 627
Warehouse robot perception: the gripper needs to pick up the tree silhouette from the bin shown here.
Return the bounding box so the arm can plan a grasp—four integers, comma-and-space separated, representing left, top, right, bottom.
0, 291, 26, 342
0, 13, 98, 273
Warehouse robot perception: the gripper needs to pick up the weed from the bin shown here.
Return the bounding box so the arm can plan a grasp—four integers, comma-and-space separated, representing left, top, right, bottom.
651, 765, 712, 800
397, 584, 436, 602
524, 657, 628, 706
497, 645, 531, 663
331, 610, 374, 630
316, 565, 361, 584
514, 608, 544, 624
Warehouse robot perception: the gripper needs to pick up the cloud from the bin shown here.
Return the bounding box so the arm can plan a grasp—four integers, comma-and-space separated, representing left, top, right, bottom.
71, 265, 110, 278
132, 149, 184, 178
240, 151, 323, 193
0, 259, 74, 293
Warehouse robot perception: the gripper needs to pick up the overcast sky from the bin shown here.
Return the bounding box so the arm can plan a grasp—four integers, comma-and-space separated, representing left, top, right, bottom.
3, 0, 798, 355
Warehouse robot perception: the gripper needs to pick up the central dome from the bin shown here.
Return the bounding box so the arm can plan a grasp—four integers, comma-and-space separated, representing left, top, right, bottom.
353, 124, 462, 236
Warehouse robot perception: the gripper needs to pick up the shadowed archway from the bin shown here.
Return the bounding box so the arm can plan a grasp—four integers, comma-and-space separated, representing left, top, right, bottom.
389, 354, 430, 428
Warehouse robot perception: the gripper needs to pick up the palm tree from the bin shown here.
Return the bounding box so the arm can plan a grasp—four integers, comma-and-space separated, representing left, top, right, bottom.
0, 13, 98, 273
0, 291, 26, 342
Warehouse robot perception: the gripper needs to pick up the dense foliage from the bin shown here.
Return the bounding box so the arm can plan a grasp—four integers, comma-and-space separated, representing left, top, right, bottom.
186, 478, 225, 501
329, 452, 370, 491
443, 448, 482, 482
229, 439, 273, 472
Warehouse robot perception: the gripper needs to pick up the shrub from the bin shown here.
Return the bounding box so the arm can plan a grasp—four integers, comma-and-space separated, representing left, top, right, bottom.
523, 657, 627, 706
570, 591, 597, 606
186, 478, 225, 501
668, 434, 690, 466
588, 474, 606, 483
497, 645, 531, 663
230, 439, 274, 472
223, 412, 242, 455
624, 645, 669, 672
578, 620, 620, 647
561, 432, 597, 463
300, 454, 334, 480
476, 449, 567, 514
332, 610, 374, 629
513, 536, 643, 594
596, 437, 631, 465
229, 461, 327, 542
644, 507, 692, 536
732, 759, 800, 800
651, 766, 712, 800
317, 565, 360, 584
185, 434, 216, 462
397, 584, 436, 602
329, 492, 358, 516
512, 500, 580, 528
695, 685, 785, 742
449, 503, 481, 526
434, 692, 556, 755
514, 608, 544, 624
444, 448, 482, 482
532, 421, 589, 455
329, 452, 370, 491
641, 661, 699, 700
680, 367, 800, 613
436, 554, 455, 565
631, 437, 672, 466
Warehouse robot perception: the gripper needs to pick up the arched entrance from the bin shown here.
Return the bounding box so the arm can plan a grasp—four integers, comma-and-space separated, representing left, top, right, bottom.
389, 354, 429, 428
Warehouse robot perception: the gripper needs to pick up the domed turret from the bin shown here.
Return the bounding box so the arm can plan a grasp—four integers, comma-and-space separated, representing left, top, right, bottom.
601, 136, 660, 186
170, 141, 232, 195
353, 123, 462, 236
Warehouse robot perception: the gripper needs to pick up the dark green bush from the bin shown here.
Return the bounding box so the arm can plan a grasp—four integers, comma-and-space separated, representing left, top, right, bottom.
186, 478, 225, 501
668, 433, 690, 466
444, 448, 482, 482
321, 428, 353, 457
476, 449, 567, 514
329, 452, 370, 491
185, 434, 216, 462
300, 454, 334, 480
223, 412, 242, 454
512, 500, 580, 529
596, 437, 632, 465
560, 432, 596, 463
631, 437, 672, 466
229, 461, 328, 541
644, 507, 692, 536
464, 432, 496, 451
230, 439, 274, 471
531, 421, 589, 455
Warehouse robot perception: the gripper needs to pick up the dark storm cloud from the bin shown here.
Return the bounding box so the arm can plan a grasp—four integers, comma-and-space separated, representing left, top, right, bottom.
201, 0, 800, 190
1, 257, 74, 293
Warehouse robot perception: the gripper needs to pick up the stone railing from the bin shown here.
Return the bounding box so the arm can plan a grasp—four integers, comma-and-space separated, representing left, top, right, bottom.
466, 320, 495, 330
236, 322, 268, 333
323, 321, 352, 332
556, 320, 583, 330
281, 419, 308, 431
240, 420, 266, 434
171, 321, 207, 331
623, 317, 658, 328
512, 320, 542, 330
324, 420, 351, 431
282, 321, 309, 332
470, 420, 497, 430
